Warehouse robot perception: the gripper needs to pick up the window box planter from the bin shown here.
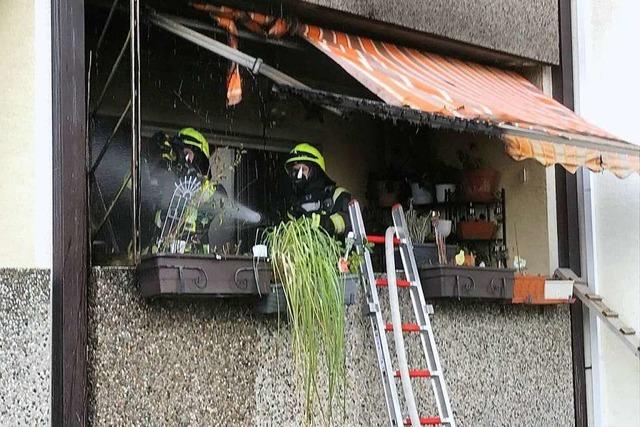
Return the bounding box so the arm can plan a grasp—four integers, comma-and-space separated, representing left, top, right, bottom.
138, 254, 272, 298
457, 220, 497, 240
512, 275, 574, 304
419, 265, 514, 300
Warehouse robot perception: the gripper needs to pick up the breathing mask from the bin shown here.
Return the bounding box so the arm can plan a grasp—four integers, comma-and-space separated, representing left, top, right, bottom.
288, 162, 316, 189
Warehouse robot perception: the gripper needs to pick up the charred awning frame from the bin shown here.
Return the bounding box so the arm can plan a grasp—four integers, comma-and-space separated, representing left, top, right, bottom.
273, 85, 640, 159
150, 11, 639, 161
272, 84, 503, 138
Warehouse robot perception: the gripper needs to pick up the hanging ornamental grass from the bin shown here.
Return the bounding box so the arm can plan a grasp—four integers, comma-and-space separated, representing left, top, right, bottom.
265, 216, 346, 425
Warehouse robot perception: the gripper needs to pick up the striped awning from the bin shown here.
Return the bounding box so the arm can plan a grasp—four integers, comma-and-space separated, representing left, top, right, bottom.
300, 25, 640, 178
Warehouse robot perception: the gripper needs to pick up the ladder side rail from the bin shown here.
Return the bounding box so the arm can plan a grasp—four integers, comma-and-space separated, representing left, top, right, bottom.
392, 205, 456, 425
348, 201, 404, 426
385, 226, 421, 427
398, 241, 454, 425
362, 241, 403, 426
392, 208, 443, 372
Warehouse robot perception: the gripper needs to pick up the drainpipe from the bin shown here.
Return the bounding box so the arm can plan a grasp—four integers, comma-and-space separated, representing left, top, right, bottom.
573, 0, 603, 423
576, 169, 602, 427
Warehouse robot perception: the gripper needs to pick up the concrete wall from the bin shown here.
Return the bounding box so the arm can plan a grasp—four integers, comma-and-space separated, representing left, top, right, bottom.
89, 267, 575, 426
573, 0, 640, 425
300, 0, 559, 64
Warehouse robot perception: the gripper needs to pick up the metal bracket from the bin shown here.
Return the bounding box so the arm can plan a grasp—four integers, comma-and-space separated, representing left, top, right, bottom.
251, 57, 263, 74
556, 268, 639, 359
367, 302, 380, 314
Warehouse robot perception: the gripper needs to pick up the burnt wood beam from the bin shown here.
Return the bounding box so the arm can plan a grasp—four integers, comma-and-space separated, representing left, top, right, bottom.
52, 0, 88, 424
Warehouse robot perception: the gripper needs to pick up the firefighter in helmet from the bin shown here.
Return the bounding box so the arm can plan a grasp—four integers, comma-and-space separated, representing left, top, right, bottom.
285, 143, 352, 237
150, 127, 211, 177
146, 127, 225, 254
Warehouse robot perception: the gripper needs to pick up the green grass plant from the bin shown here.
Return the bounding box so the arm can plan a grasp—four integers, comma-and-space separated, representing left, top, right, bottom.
265, 216, 346, 425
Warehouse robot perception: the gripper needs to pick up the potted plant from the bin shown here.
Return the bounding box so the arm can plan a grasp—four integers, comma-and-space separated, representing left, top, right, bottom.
457, 143, 500, 202
403, 206, 456, 266
264, 217, 346, 425
430, 163, 460, 203
409, 172, 433, 205
457, 213, 497, 240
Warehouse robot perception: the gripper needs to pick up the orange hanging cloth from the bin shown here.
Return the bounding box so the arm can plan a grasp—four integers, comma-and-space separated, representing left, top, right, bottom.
213, 16, 242, 106
191, 4, 294, 106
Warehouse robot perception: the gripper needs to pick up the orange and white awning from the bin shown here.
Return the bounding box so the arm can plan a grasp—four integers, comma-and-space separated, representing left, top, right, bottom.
300, 25, 640, 178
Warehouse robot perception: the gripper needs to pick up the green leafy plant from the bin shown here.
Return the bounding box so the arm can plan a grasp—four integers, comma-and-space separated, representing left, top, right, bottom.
405, 204, 431, 244
265, 217, 346, 425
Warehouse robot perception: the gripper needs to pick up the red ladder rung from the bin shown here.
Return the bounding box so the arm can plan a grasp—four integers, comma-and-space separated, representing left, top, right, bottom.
404, 416, 442, 425
366, 235, 401, 245
394, 369, 432, 378
385, 323, 422, 332
376, 278, 411, 288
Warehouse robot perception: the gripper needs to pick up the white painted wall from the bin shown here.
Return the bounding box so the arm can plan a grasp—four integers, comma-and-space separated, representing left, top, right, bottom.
573, 0, 640, 425
0, 0, 52, 268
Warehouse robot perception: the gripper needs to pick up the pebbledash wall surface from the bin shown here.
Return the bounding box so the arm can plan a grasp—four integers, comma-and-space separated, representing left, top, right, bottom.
0, 269, 51, 425
89, 268, 574, 426
300, 0, 560, 64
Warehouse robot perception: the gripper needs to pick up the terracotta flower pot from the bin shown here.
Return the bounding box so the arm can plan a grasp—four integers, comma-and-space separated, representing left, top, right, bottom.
460, 168, 500, 202
457, 220, 497, 240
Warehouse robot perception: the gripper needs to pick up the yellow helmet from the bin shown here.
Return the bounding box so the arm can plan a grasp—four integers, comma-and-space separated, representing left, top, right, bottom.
177, 127, 210, 159
285, 143, 325, 172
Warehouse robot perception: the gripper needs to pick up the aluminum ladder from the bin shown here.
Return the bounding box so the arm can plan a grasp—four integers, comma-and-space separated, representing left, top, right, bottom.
348, 200, 455, 427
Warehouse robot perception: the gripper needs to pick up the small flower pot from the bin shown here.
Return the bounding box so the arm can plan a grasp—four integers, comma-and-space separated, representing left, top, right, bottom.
435, 183, 456, 203
410, 182, 433, 205
434, 219, 452, 238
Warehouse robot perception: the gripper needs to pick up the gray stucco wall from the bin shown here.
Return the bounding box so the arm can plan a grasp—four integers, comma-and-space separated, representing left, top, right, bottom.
0, 269, 51, 425
300, 0, 559, 64
89, 267, 574, 426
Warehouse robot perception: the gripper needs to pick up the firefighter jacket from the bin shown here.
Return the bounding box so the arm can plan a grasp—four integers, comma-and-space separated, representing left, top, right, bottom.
288, 179, 352, 237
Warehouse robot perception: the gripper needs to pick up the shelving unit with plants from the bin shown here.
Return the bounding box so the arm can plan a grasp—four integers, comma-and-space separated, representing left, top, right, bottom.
410, 188, 508, 268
